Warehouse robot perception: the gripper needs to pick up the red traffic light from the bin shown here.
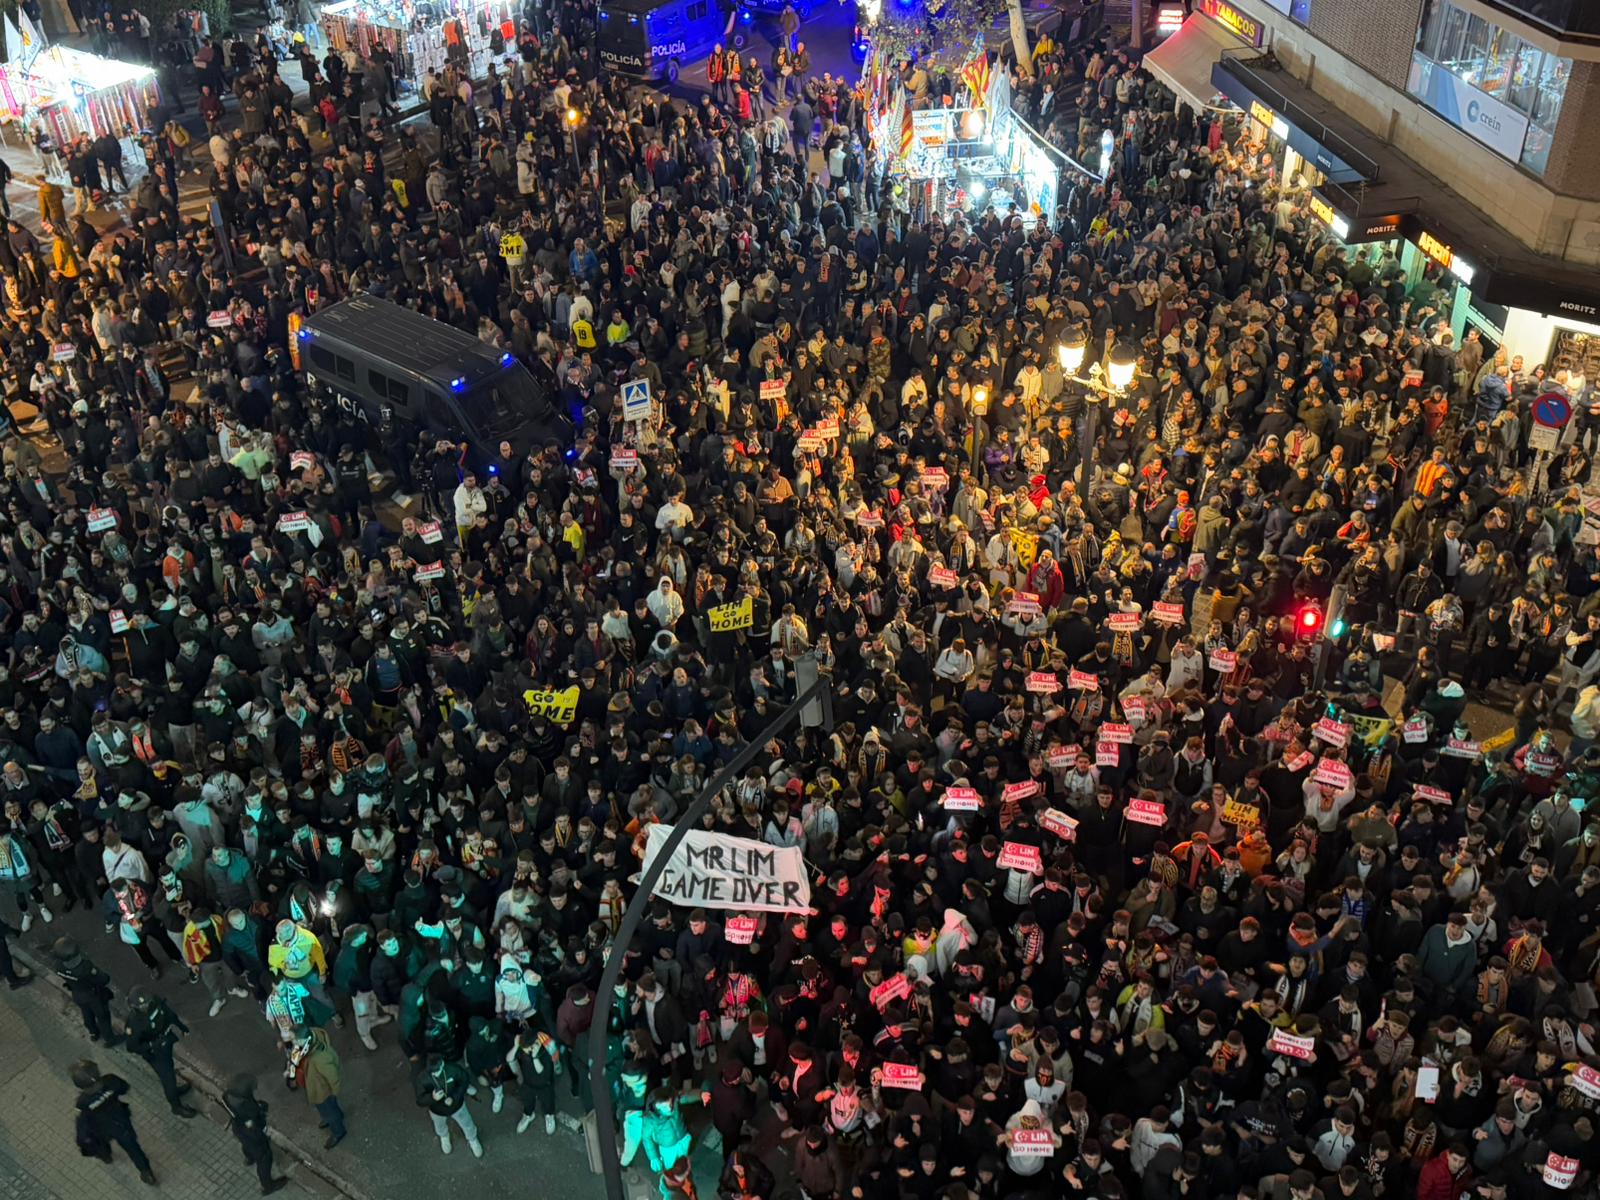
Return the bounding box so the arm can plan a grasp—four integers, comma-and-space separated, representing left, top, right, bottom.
1298, 605, 1324, 638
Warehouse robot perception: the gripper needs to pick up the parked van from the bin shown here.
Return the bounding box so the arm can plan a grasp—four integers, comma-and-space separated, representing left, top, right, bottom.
596, 0, 725, 83
299, 296, 569, 464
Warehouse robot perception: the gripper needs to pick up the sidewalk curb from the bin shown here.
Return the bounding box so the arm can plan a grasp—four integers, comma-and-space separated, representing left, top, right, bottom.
12, 941, 373, 1200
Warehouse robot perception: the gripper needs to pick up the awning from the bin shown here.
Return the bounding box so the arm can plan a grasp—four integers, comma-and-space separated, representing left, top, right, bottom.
1142, 16, 1238, 113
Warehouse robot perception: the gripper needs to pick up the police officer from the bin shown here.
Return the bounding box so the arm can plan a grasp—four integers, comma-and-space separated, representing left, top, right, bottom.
52, 937, 117, 1044
124, 987, 199, 1118
222, 1074, 290, 1195
72, 1059, 157, 1187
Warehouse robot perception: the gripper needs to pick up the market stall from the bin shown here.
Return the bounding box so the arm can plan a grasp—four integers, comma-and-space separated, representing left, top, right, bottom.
0, 44, 159, 144
320, 0, 522, 96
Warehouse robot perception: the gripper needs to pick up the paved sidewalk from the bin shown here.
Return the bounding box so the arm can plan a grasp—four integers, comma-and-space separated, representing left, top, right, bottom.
0, 977, 319, 1200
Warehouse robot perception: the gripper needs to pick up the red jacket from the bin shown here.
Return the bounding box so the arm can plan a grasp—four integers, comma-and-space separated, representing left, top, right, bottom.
1416, 1153, 1470, 1200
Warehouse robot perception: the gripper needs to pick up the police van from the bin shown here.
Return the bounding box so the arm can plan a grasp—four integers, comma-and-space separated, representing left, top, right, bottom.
299, 296, 569, 466
596, 0, 725, 83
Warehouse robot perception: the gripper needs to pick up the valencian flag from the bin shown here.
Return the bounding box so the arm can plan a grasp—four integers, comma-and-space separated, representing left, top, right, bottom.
961, 51, 991, 109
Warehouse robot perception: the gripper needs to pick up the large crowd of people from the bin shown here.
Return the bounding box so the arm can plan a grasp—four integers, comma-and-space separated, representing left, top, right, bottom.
0, 3, 1598, 1199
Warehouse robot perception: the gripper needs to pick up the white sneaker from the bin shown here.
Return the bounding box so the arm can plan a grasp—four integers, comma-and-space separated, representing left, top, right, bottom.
39, 907, 52, 924
466, 1086, 478, 1097
517, 1114, 534, 1134
557, 1113, 581, 1132
468, 1140, 482, 1159
360, 1033, 378, 1051
544, 1115, 556, 1135
19, 913, 30, 932
439, 1136, 452, 1155
208, 999, 225, 1018
492, 1090, 503, 1114
229, 987, 250, 999
371, 1012, 394, 1027
51, 883, 62, 896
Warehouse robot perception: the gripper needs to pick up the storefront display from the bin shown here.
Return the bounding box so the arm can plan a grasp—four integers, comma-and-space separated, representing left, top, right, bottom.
0, 45, 160, 143
321, 0, 520, 94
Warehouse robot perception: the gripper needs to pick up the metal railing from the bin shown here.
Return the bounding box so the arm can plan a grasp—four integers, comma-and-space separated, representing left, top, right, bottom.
1217, 51, 1383, 183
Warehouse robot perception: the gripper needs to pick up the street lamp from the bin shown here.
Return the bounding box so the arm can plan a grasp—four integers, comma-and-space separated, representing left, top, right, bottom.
565, 105, 582, 173
1056, 327, 1137, 487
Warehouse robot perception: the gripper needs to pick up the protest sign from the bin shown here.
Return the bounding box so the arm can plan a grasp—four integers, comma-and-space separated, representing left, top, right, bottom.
417, 521, 444, 543
277, 511, 311, 533
1208, 649, 1238, 673
1402, 716, 1429, 743
1126, 798, 1165, 826
1040, 809, 1078, 840
109, 609, 129, 634
1315, 759, 1353, 789
207, 310, 232, 328
1025, 672, 1060, 693
1108, 612, 1141, 632
1100, 723, 1133, 744
1221, 799, 1262, 827
1152, 601, 1185, 625
708, 597, 754, 632
290, 451, 315, 471
881, 1063, 924, 1090
921, 467, 948, 490
1002, 780, 1041, 803
1011, 1130, 1054, 1156
1414, 784, 1452, 804
759, 379, 787, 402
610, 447, 639, 469
1268, 1030, 1316, 1060
927, 566, 959, 589
869, 974, 913, 1009
523, 685, 581, 726
1068, 670, 1100, 691
1123, 696, 1147, 722
726, 916, 759, 945
1096, 743, 1120, 767
1286, 750, 1316, 772
998, 842, 1043, 872
415, 561, 445, 582
86, 508, 117, 533
1543, 1154, 1579, 1190
643, 825, 811, 913
942, 787, 981, 811
1443, 738, 1481, 759
1312, 718, 1351, 748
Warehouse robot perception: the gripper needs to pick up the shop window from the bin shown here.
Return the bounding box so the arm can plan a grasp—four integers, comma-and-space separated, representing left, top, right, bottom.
1410, 0, 1570, 176
686, 0, 708, 18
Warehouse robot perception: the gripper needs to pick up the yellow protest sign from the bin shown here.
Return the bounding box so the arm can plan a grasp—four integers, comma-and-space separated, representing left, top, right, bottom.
1349, 715, 1394, 748
1221, 799, 1261, 827
708, 596, 754, 632
499, 232, 526, 265
1010, 528, 1038, 570
523, 685, 580, 726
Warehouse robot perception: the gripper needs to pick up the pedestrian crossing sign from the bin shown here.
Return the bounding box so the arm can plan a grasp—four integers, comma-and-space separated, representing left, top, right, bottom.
622, 378, 652, 421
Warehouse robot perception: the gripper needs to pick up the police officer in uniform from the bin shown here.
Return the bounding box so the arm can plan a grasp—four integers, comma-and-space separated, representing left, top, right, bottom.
124, 987, 199, 1118
222, 1074, 290, 1194
72, 1059, 158, 1186
52, 937, 118, 1044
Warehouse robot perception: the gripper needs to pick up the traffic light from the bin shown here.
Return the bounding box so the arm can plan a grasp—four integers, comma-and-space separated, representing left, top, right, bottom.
1296, 603, 1324, 642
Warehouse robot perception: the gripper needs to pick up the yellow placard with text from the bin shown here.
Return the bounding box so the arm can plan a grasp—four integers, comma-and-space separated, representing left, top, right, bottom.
1221, 799, 1261, 827
523, 685, 580, 726
708, 596, 754, 632
1010, 528, 1038, 570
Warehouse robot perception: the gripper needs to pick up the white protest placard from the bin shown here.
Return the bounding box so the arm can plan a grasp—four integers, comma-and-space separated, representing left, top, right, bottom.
1569, 1064, 1600, 1099
1544, 1153, 1579, 1190
1002, 780, 1041, 803
86, 507, 117, 533
290, 451, 315, 471
1108, 612, 1141, 632
1126, 798, 1165, 826
416, 521, 444, 544
881, 1063, 924, 1090
1402, 716, 1429, 743
942, 787, 981, 811
921, 467, 948, 490
1025, 671, 1060, 694
814, 416, 840, 439
622, 378, 653, 421
869, 974, 912, 1009
277, 511, 311, 533
1208, 649, 1238, 673
1416, 1061, 1441, 1102
1011, 1130, 1054, 1157
1268, 1030, 1316, 1060
1123, 696, 1147, 722
1100, 723, 1134, 744
795, 433, 824, 452
1068, 670, 1100, 692
610, 447, 639, 470
998, 842, 1042, 873
1285, 750, 1316, 772
759, 378, 787, 402
108, 609, 129, 634
1315, 759, 1353, 789
726, 915, 758, 945
415, 561, 445, 582
856, 509, 885, 529
1046, 746, 1079, 769
1313, 718, 1350, 748
1096, 742, 1120, 767
1152, 601, 1185, 625
643, 825, 811, 913
207, 310, 232, 328
51, 342, 76, 362
1007, 590, 1043, 618
1413, 784, 1452, 805
1443, 738, 1481, 759
1040, 809, 1078, 840
928, 565, 959, 589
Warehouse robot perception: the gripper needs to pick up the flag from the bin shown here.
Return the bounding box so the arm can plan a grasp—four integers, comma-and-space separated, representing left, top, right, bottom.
961, 52, 991, 110
15, 9, 41, 69
899, 99, 913, 158
2, 17, 20, 67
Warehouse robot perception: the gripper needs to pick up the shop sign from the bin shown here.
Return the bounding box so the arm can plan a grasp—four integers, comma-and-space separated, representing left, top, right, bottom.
1412, 57, 1529, 163
1248, 99, 1289, 140
1308, 193, 1350, 241
1481, 271, 1600, 322
1413, 226, 1476, 286
1197, 0, 1263, 46
1358, 213, 1404, 241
